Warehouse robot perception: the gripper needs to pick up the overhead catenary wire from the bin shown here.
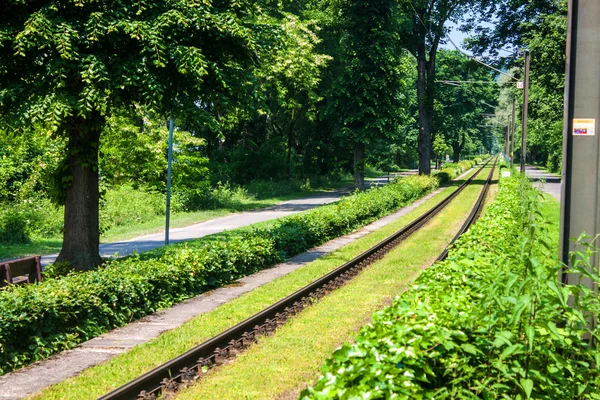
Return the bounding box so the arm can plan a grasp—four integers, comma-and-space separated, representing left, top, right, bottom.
444, 36, 519, 82
436, 80, 515, 85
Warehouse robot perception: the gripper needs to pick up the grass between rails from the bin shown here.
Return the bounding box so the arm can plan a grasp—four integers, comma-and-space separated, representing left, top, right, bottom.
30, 168, 482, 400
175, 166, 494, 400
0, 182, 356, 261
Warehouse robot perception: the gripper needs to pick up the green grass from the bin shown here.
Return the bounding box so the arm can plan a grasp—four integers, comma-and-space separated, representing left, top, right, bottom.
538, 192, 560, 251
30, 167, 491, 400
0, 237, 63, 261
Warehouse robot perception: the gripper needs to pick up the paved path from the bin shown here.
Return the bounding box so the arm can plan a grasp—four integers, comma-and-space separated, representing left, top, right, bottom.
40, 172, 416, 265
0, 183, 437, 400
525, 165, 561, 201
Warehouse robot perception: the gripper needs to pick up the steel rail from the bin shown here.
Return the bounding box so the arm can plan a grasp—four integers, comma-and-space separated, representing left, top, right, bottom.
99, 157, 495, 400
437, 158, 497, 262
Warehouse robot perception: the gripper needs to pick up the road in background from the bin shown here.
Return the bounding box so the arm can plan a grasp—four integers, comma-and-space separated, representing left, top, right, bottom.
525, 165, 561, 201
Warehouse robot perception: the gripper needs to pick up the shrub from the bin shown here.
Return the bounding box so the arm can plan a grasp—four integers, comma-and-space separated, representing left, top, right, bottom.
100, 184, 166, 232
302, 174, 600, 399
0, 208, 31, 244
0, 175, 438, 374
245, 180, 303, 200
435, 161, 477, 184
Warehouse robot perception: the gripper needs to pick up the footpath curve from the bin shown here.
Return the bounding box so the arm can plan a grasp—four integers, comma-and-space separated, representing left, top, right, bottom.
524, 165, 561, 201
40, 173, 414, 265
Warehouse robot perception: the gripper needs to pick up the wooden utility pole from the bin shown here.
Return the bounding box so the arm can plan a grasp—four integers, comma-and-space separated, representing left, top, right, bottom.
520, 50, 530, 174
510, 99, 516, 169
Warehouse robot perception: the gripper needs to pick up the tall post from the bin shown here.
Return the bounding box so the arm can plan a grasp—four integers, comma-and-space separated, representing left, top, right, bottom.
520, 50, 530, 174
504, 118, 509, 162
510, 99, 516, 169
165, 115, 174, 245
560, 0, 600, 332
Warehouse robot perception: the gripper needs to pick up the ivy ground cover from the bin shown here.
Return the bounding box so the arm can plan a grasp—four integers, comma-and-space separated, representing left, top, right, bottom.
0, 175, 438, 375
303, 171, 600, 399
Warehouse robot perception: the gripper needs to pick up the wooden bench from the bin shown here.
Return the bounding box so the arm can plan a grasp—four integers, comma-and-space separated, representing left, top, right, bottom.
0, 256, 42, 287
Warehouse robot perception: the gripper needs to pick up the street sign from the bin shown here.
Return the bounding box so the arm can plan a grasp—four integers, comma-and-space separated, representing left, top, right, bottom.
517, 81, 524, 89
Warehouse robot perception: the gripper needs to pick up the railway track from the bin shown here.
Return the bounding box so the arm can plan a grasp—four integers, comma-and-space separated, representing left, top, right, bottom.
99, 157, 497, 400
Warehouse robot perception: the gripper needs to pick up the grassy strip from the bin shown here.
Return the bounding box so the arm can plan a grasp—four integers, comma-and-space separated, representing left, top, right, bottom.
174, 166, 493, 400
30, 168, 485, 399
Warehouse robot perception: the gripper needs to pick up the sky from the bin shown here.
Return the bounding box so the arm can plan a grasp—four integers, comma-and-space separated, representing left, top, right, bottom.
442, 22, 472, 52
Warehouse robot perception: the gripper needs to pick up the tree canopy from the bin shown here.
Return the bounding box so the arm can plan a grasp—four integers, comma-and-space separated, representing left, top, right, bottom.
0, 0, 564, 270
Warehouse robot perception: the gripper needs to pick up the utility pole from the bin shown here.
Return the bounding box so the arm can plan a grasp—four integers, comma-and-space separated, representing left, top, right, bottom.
165, 115, 174, 245
504, 118, 509, 162
520, 50, 530, 174
560, 0, 600, 331
510, 99, 516, 169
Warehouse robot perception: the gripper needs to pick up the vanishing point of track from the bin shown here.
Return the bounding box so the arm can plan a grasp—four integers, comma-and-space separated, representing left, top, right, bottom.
99, 157, 498, 400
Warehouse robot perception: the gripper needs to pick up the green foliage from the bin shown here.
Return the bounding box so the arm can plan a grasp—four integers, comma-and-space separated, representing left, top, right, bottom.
433, 134, 451, 160
0, 131, 64, 203
99, 185, 166, 233
0, 175, 438, 374
435, 160, 475, 184
525, 4, 566, 172
434, 50, 498, 161
0, 198, 63, 244
42, 261, 75, 280
0, 0, 271, 131
467, 0, 566, 171
302, 173, 600, 399
0, 209, 31, 245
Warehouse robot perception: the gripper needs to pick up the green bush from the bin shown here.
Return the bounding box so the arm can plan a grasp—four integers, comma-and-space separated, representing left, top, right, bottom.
0, 198, 64, 244
0, 208, 31, 244
302, 174, 600, 399
100, 184, 166, 232
435, 161, 476, 184
0, 175, 438, 374
245, 180, 304, 199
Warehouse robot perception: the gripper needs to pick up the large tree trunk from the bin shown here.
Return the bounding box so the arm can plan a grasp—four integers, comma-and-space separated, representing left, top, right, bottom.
452, 143, 460, 163
353, 142, 365, 190
55, 117, 103, 271
416, 45, 431, 175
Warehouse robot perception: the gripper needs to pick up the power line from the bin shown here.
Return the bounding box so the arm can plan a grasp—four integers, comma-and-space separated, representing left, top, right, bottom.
436, 80, 515, 85
405, 0, 519, 82
445, 36, 519, 82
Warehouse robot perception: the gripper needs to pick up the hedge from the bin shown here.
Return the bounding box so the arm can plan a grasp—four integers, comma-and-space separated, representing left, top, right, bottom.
302, 172, 600, 399
435, 159, 478, 184
0, 175, 439, 374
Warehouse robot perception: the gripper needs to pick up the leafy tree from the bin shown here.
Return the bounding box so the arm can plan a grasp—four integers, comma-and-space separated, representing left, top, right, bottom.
397, 0, 498, 174
255, 13, 331, 180
0, 0, 275, 269
319, 0, 407, 189
466, 0, 566, 171
523, 3, 566, 171
432, 133, 450, 166
433, 50, 497, 161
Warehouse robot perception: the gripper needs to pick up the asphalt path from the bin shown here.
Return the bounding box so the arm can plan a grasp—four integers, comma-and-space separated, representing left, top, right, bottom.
41, 172, 415, 265
525, 165, 561, 201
